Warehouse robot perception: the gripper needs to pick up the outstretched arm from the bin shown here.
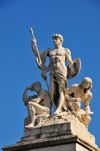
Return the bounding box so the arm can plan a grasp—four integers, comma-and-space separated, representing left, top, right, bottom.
65, 94, 81, 102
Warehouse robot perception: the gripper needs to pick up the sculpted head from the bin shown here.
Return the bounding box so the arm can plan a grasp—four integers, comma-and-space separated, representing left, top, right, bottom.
81, 77, 92, 89
52, 34, 63, 46
31, 82, 41, 92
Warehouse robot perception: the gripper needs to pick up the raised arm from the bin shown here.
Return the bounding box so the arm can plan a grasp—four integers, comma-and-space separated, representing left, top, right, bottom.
31, 39, 39, 57
23, 86, 32, 103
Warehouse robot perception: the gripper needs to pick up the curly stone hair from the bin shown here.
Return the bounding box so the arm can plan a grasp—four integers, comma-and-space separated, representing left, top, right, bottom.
52, 34, 63, 43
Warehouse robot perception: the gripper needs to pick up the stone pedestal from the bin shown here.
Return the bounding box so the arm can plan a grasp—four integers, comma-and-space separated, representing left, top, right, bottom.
2, 120, 100, 151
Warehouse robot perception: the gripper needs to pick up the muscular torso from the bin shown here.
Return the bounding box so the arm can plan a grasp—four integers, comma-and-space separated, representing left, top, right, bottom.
48, 47, 67, 77
67, 84, 91, 102
27, 90, 51, 110
72, 87, 89, 102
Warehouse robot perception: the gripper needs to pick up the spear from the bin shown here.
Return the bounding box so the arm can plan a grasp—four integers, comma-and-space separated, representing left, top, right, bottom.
30, 27, 56, 111
30, 27, 41, 64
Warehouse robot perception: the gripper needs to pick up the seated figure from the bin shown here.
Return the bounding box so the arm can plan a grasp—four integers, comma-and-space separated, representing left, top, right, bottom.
65, 77, 93, 127
23, 82, 51, 129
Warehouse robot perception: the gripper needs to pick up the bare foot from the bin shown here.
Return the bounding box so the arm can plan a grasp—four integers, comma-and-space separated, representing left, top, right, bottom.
25, 123, 34, 129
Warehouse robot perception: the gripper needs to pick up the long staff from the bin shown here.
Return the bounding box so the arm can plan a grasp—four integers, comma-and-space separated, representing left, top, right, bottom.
30, 27, 56, 111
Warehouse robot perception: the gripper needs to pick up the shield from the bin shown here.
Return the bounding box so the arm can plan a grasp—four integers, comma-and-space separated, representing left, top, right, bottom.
67, 58, 81, 79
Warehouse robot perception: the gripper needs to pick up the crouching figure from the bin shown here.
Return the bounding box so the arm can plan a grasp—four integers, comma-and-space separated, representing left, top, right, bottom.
23, 82, 51, 129
65, 77, 94, 127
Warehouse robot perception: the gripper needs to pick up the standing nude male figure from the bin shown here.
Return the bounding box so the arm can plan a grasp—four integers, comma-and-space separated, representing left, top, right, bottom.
31, 34, 77, 114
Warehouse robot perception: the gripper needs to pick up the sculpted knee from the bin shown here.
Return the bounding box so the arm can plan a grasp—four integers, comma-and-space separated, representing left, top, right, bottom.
28, 101, 33, 106
28, 102, 36, 113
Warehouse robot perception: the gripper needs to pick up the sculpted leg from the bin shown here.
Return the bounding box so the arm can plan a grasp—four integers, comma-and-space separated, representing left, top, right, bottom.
50, 77, 55, 98
35, 115, 42, 127
72, 102, 80, 112
25, 102, 36, 129
68, 102, 81, 117
25, 102, 49, 129
31, 102, 50, 115
34, 103, 50, 127
54, 86, 64, 114
68, 102, 76, 112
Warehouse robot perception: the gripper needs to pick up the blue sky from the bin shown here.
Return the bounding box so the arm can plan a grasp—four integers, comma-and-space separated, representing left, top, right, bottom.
0, 0, 100, 150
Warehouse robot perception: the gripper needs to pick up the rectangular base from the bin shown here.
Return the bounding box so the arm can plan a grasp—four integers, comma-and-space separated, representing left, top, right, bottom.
2, 135, 100, 151
28, 143, 89, 151
2, 122, 100, 151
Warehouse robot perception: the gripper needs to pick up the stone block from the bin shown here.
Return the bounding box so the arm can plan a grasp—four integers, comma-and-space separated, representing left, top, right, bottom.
2, 135, 100, 151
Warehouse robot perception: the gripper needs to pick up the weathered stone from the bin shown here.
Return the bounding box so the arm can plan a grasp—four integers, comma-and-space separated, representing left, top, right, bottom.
2, 135, 100, 151
31, 30, 81, 115
23, 82, 51, 129
21, 119, 96, 146
2, 30, 99, 151
65, 77, 93, 127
